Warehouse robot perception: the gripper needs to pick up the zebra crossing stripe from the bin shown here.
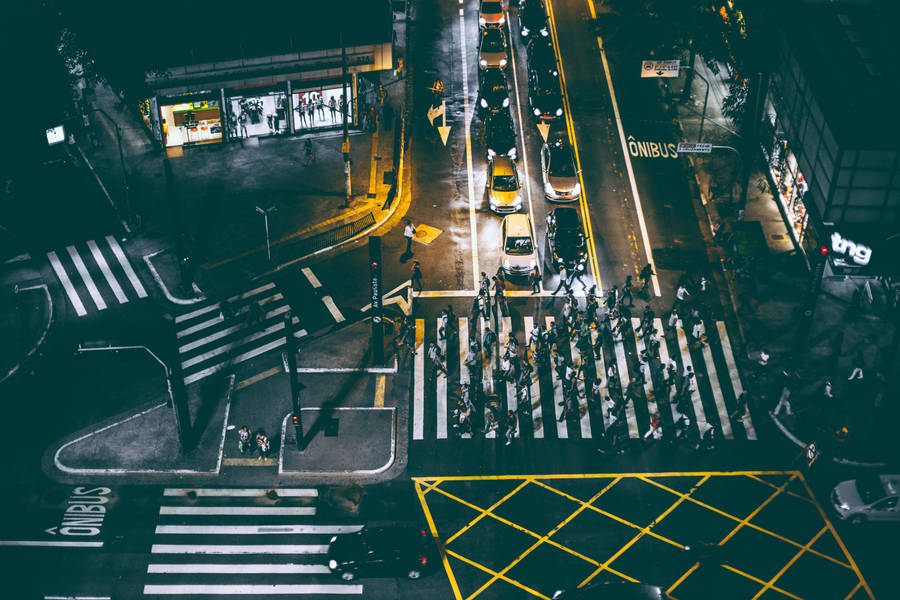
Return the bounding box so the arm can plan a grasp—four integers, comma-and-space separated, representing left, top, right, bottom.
147, 564, 332, 574
182, 335, 304, 386
590, 330, 611, 426
155, 524, 362, 535
301, 267, 322, 288
524, 316, 543, 438
175, 283, 276, 323
159, 506, 315, 516
413, 319, 425, 440
567, 336, 591, 438
105, 235, 147, 298
546, 317, 568, 439
181, 321, 289, 369
178, 307, 294, 353
87, 240, 127, 304
458, 317, 472, 439
698, 322, 733, 439
501, 316, 515, 414
66, 245, 106, 311
612, 331, 639, 438
163, 488, 318, 497
717, 321, 757, 440
676, 320, 709, 433
632, 318, 659, 420
150, 544, 329, 554
655, 318, 680, 424
47, 251, 87, 317
322, 296, 345, 322
481, 317, 498, 438
176, 293, 286, 338
143, 584, 362, 595
436, 318, 448, 439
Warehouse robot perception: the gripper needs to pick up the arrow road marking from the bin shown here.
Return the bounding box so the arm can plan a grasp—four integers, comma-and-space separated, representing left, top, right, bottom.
437, 100, 451, 146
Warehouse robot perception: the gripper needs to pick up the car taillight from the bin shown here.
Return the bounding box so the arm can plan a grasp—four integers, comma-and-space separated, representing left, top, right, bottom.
420, 556, 428, 566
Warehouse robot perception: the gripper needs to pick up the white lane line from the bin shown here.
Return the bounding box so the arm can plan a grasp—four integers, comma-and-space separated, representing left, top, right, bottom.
87, 240, 127, 304
482, 317, 498, 438
459, 7, 479, 289
301, 267, 322, 288
175, 283, 276, 323
147, 564, 332, 574
458, 317, 472, 439
151, 544, 328, 554
546, 317, 568, 439
155, 524, 362, 535
717, 321, 756, 440
593, 30, 660, 296
143, 584, 362, 595
413, 318, 425, 440
178, 309, 295, 353
612, 333, 639, 438
176, 293, 287, 338
524, 317, 543, 438
0, 540, 103, 547
568, 335, 592, 438
322, 296, 345, 323
699, 322, 733, 439
159, 506, 315, 516
44, 596, 110, 600
163, 488, 318, 496
66, 245, 106, 311
182, 335, 306, 386
632, 318, 659, 420
47, 251, 87, 316
181, 321, 288, 369
590, 330, 610, 427
676, 320, 709, 433
655, 318, 680, 424
437, 318, 448, 439
105, 235, 147, 298
501, 316, 515, 414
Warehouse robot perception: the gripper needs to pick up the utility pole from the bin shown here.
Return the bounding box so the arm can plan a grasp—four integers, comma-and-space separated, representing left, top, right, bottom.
255, 205, 277, 261
341, 32, 351, 209
284, 312, 305, 450
369, 236, 384, 365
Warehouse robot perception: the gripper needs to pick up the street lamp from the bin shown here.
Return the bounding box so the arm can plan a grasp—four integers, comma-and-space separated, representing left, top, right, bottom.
255, 205, 277, 261
83, 107, 133, 227
680, 66, 710, 143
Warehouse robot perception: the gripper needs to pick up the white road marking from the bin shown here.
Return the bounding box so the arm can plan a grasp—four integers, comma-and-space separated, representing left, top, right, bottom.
0, 540, 103, 548
66, 245, 106, 311
655, 318, 680, 423
47, 251, 87, 316
181, 321, 289, 369
568, 335, 592, 438
182, 334, 305, 386
676, 320, 709, 433
590, 330, 610, 427
301, 267, 322, 288
437, 318, 448, 439
612, 332, 639, 438
159, 506, 315, 516
546, 317, 568, 439
524, 317, 543, 438
632, 318, 659, 420
143, 584, 362, 595
87, 240, 127, 304
151, 544, 329, 554
458, 317, 472, 439
163, 487, 318, 497
699, 322, 733, 439
175, 283, 275, 323
155, 524, 362, 535
176, 293, 286, 338
717, 321, 756, 440
458, 7, 479, 288
105, 235, 147, 297
322, 296, 345, 322
500, 316, 515, 414
146, 564, 332, 574
413, 319, 425, 440
178, 308, 294, 352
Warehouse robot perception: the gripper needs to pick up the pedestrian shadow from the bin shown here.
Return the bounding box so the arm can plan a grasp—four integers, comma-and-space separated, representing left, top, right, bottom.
299, 347, 372, 448
187, 375, 232, 450
400, 249, 413, 263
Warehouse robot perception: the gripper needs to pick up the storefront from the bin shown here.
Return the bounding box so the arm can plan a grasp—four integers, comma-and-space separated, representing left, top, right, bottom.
767, 137, 811, 247
227, 86, 289, 139
158, 96, 223, 148
292, 86, 351, 130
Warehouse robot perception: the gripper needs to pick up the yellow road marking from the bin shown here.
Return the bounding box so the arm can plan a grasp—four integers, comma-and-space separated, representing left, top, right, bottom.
545, 0, 601, 290
751, 526, 827, 600
374, 374, 386, 407
415, 480, 464, 600
413, 470, 799, 483
445, 548, 552, 600
235, 366, 283, 390
746, 473, 815, 505
721, 564, 805, 600
368, 128, 380, 197
445, 480, 531, 545
717, 472, 797, 546
222, 457, 275, 467
666, 562, 699, 599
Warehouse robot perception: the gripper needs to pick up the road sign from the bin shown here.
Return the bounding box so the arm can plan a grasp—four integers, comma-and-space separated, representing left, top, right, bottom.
677, 142, 712, 154
536, 122, 551, 142
641, 59, 680, 78
805, 441, 820, 468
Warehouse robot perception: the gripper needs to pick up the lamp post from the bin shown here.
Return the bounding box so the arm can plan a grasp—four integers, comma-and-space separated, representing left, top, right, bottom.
340, 32, 351, 209
255, 205, 277, 261
680, 66, 710, 143
711, 145, 741, 205
84, 107, 133, 227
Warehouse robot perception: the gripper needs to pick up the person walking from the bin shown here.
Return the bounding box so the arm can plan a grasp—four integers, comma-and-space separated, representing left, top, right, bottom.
237, 426, 251, 454
847, 351, 865, 381
219, 298, 235, 321
504, 410, 518, 445
639, 263, 654, 296
304, 138, 316, 165
403, 220, 416, 254
606, 286, 618, 313
428, 342, 448, 376
247, 300, 265, 325
823, 379, 834, 400
621, 275, 634, 307
772, 384, 793, 416
256, 431, 270, 461
690, 320, 705, 348
482, 326, 498, 361
529, 266, 541, 294
673, 284, 690, 312
553, 266, 571, 295
411, 261, 423, 292
492, 276, 508, 314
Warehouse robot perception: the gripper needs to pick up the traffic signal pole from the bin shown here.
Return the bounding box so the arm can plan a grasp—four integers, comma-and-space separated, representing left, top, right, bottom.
284, 312, 304, 450
369, 236, 384, 366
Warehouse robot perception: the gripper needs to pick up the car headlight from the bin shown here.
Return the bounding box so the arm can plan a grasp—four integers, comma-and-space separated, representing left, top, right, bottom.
480, 98, 488, 108
491, 199, 498, 208
557, 257, 564, 265
552, 69, 559, 77
838, 502, 850, 511
508, 147, 517, 160
540, 27, 549, 37
571, 182, 581, 196
555, 107, 563, 116
480, 59, 488, 67
514, 195, 522, 209
498, 16, 506, 25
533, 108, 541, 117
503, 259, 511, 270
330, 536, 338, 543
577, 263, 585, 271
479, 17, 487, 25
487, 148, 496, 159
529, 260, 536, 269
544, 181, 555, 196
328, 559, 338, 569
502, 97, 509, 107
499, 58, 508, 68
521, 26, 530, 36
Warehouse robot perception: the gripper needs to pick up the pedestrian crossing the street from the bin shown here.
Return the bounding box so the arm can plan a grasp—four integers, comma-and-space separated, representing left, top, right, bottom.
412, 313, 757, 443
144, 487, 363, 597
47, 235, 148, 317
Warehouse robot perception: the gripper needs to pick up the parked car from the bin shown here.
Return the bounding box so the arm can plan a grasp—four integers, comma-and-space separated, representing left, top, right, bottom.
527, 35, 558, 77
479, 0, 505, 28
519, 0, 549, 39
541, 139, 580, 200
547, 207, 587, 272
527, 41, 563, 120
831, 474, 900, 524
485, 108, 517, 161
552, 582, 665, 600
327, 526, 439, 581
486, 155, 522, 213
500, 213, 538, 276
479, 27, 508, 70
478, 68, 510, 117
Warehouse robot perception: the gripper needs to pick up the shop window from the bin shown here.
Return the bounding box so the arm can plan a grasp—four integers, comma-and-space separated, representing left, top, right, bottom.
228, 92, 288, 139
161, 99, 222, 147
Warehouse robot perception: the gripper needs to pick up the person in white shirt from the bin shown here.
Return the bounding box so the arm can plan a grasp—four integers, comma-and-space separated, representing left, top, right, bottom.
403, 220, 416, 254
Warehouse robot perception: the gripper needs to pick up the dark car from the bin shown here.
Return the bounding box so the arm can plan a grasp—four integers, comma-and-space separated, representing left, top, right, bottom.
327, 526, 439, 581
528, 64, 563, 120
527, 35, 558, 78
553, 582, 665, 600
519, 0, 549, 39
485, 108, 517, 161
547, 207, 586, 272
478, 68, 510, 117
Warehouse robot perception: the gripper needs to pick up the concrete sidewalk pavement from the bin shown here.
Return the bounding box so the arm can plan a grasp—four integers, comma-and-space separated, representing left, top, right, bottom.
0, 259, 54, 386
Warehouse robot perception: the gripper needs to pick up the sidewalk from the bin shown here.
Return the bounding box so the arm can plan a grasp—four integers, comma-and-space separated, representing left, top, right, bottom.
0, 259, 53, 386
667, 59, 895, 467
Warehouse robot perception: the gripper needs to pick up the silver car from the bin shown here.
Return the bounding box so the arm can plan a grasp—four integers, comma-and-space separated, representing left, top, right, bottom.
831, 474, 900, 524
540, 139, 580, 201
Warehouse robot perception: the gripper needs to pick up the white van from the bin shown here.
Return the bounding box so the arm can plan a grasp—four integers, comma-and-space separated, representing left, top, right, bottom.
831, 474, 900, 524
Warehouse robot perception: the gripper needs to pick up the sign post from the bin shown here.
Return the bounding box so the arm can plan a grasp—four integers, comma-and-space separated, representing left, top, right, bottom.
677, 142, 713, 154
369, 236, 384, 365
641, 59, 680, 78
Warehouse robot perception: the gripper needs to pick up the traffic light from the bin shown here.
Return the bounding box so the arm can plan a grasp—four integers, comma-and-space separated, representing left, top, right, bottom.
819, 245, 829, 256
292, 414, 299, 426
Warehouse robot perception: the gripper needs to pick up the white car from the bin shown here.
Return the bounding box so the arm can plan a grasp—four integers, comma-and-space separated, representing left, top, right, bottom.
831, 474, 900, 524
500, 213, 538, 277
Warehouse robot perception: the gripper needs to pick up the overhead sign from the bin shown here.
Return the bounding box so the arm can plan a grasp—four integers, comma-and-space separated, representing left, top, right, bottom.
831, 231, 872, 266
641, 59, 680, 78
46, 125, 66, 146
677, 142, 712, 154
627, 135, 678, 159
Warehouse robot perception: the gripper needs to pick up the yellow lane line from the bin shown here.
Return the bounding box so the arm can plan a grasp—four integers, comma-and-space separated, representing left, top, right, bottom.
374, 374, 386, 407
843, 581, 864, 600
444, 549, 552, 600
751, 526, 827, 600
797, 474, 876, 599
545, 0, 601, 290
721, 564, 805, 600
445, 480, 531, 545
235, 366, 283, 390
666, 563, 699, 598
745, 473, 816, 505
415, 480, 464, 600
411, 470, 798, 483
717, 472, 798, 546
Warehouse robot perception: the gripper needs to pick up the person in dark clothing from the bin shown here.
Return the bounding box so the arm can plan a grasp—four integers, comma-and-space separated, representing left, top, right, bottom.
411, 261, 423, 291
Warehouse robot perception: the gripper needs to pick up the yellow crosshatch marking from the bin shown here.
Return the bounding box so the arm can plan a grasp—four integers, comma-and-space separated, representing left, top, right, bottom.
412, 472, 875, 600
412, 223, 442, 245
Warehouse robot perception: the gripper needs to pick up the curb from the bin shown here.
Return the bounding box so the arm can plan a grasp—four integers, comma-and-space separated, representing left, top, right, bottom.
143, 249, 206, 305
1, 284, 54, 385
768, 411, 887, 469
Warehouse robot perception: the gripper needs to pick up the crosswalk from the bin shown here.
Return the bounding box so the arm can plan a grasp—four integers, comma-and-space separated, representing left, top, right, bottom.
144, 487, 362, 597
47, 235, 148, 317
412, 313, 757, 442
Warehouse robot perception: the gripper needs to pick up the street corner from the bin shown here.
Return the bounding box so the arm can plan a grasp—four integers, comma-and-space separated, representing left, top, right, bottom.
280, 406, 396, 476
413, 223, 443, 245
0, 281, 53, 384
411, 472, 875, 600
